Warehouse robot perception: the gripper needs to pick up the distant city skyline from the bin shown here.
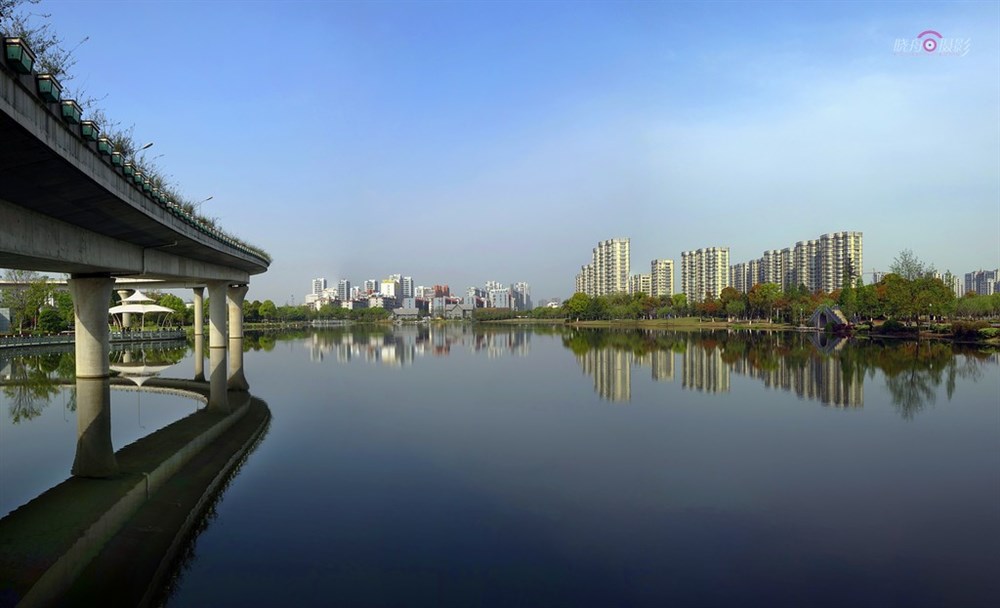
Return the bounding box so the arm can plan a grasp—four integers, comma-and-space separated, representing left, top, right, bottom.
19, 1, 996, 302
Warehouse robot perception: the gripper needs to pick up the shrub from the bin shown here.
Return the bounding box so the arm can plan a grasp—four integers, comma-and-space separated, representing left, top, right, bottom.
952, 320, 988, 338
979, 327, 1000, 339
881, 319, 908, 333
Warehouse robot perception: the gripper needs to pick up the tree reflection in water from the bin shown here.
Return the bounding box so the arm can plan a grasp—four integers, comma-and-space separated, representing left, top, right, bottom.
560, 328, 996, 417
2, 352, 73, 423
1, 344, 189, 425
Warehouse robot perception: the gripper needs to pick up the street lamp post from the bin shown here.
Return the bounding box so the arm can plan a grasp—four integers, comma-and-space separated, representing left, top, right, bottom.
193, 196, 213, 214
132, 141, 153, 160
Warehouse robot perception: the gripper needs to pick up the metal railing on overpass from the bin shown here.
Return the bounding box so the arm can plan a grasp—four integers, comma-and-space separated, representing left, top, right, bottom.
0, 330, 186, 349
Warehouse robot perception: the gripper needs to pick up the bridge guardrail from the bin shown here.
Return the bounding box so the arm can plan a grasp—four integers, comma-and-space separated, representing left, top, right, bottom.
0, 330, 186, 349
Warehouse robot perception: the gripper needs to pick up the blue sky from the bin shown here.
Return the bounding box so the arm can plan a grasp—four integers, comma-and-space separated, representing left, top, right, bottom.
29, 0, 1000, 303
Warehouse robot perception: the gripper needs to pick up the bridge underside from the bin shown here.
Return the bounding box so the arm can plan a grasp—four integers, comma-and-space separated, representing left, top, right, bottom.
0, 196, 248, 282
0, 64, 266, 282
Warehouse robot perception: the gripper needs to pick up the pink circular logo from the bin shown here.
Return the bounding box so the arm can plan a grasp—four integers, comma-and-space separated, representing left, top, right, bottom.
918, 30, 942, 53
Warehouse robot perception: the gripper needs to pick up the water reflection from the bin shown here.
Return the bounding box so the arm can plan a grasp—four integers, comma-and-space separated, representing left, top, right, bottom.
563, 328, 997, 416
305, 325, 533, 365
0, 337, 270, 604
1, 351, 73, 423
1, 344, 187, 427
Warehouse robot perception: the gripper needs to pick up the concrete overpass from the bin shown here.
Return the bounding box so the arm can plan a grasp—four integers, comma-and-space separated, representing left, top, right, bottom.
0, 55, 269, 282
0, 42, 268, 411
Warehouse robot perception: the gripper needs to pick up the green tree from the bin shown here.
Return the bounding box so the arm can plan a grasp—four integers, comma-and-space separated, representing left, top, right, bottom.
879, 274, 913, 321
244, 299, 261, 322
719, 286, 741, 309
856, 279, 880, 321
837, 278, 858, 319
911, 276, 956, 321
258, 300, 277, 321
158, 293, 188, 326
638, 296, 659, 320
670, 293, 688, 315
725, 298, 746, 319
748, 283, 781, 320
52, 290, 74, 328
565, 293, 591, 321
36, 308, 67, 333
890, 249, 935, 281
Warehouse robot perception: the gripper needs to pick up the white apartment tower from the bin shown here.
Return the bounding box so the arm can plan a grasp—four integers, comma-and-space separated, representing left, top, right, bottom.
380, 277, 400, 299
629, 273, 651, 295
681, 247, 730, 303
574, 238, 631, 297
730, 231, 863, 294
311, 278, 327, 296
512, 282, 532, 311
650, 259, 674, 297
337, 279, 351, 302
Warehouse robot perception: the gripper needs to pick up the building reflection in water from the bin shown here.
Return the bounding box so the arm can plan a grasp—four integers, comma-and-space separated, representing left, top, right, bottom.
307, 325, 532, 366
730, 336, 863, 408
568, 330, 865, 407
576, 348, 632, 402
682, 344, 730, 394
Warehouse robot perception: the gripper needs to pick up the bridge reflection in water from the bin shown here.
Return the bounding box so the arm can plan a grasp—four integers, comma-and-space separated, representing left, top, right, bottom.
0, 337, 270, 607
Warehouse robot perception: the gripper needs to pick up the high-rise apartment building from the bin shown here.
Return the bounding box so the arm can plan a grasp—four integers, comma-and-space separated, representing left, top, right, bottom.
730, 231, 863, 294
731, 262, 752, 294
512, 282, 532, 311
363, 279, 378, 294
311, 278, 327, 296
574, 238, 630, 296
681, 247, 730, 303
965, 269, 999, 296
337, 279, 351, 302
401, 276, 414, 299
380, 277, 400, 299
488, 287, 512, 308
650, 259, 674, 297
629, 273, 651, 296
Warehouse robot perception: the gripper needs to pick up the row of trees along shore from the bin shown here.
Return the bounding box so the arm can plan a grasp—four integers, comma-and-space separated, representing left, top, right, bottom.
528, 281, 998, 324
507, 250, 1000, 329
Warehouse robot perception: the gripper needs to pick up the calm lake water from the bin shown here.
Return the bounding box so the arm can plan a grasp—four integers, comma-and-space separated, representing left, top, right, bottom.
1, 327, 998, 607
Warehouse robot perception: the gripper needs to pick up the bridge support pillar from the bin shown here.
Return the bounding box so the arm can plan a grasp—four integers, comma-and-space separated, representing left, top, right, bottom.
69, 275, 114, 379
116, 289, 132, 328
193, 334, 205, 382
206, 281, 228, 411
192, 286, 205, 337
227, 284, 249, 391
68, 275, 118, 477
